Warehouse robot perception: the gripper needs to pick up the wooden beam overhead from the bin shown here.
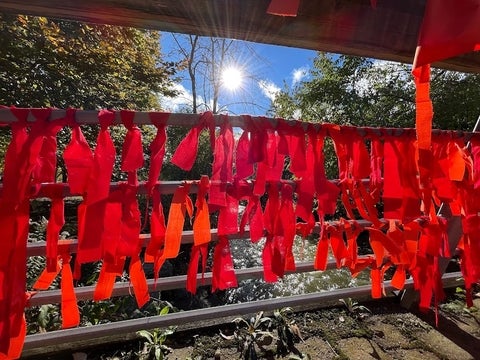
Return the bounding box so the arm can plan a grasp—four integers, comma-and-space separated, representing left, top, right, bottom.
1, 0, 480, 73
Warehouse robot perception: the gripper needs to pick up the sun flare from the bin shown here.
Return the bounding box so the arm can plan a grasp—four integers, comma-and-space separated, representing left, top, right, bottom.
221, 66, 243, 91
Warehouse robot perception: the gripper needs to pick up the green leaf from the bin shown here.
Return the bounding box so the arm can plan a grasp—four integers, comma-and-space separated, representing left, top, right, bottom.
137, 330, 154, 344
159, 306, 170, 316
155, 346, 162, 360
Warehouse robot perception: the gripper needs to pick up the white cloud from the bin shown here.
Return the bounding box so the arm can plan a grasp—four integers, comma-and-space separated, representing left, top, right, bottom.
159, 83, 194, 112
291, 67, 308, 85
258, 80, 281, 102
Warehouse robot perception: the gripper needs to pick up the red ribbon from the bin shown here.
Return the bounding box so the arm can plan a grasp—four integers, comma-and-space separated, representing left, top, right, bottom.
186, 244, 208, 295
240, 191, 265, 243
234, 130, 254, 180
211, 236, 238, 292
44, 184, 66, 272
146, 113, 169, 195
33, 240, 80, 329
255, 142, 284, 196
145, 187, 167, 282
0, 108, 52, 355
310, 127, 340, 216
92, 182, 146, 307
118, 184, 142, 258
94, 257, 125, 301
328, 224, 349, 268
294, 127, 316, 224
209, 115, 234, 208
218, 187, 239, 236
369, 135, 383, 203
413, 0, 480, 69
245, 115, 268, 164
31, 108, 67, 189
63, 122, 94, 195
121, 110, 144, 186
171, 112, 215, 171
76, 110, 116, 265
187, 176, 211, 294
163, 184, 193, 260
277, 184, 296, 272
277, 119, 307, 175
262, 184, 297, 280
383, 134, 421, 222
129, 255, 150, 308
85, 109, 116, 205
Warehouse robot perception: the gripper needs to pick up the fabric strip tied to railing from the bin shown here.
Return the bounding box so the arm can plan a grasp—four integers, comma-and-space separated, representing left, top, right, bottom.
1, 107, 480, 358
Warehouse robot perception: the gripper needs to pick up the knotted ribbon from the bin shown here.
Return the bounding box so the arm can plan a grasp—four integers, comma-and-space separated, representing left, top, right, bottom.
209, 115, 234, 208
33, 240, 80, 329
186, 176, 211, 294
121, 110, 144, 186
76, 110, 116, 265
146, 112, 169, 195
171, 112, 215, 171
0, 107, 56, 357
63, 117, 94, 195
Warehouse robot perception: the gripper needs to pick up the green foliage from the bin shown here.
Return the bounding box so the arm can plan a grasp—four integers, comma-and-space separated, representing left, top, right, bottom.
221, 311, 276, 360
80, 298, 173, 326
221, 309, 305, 359
0, 127, 10, 172
136, 305, 175, 360
0, 13, 178, 177
137, 327, 175, 360
25, 304, 62, 334
36, 304, 61, 332
271, 54, 376, 125
0, 13, 177, 109
339, 298, 371, 319
26, 216, 50, 288
430, 70, 480, 130
271, 52, 480, 131
273, 307, 303, 355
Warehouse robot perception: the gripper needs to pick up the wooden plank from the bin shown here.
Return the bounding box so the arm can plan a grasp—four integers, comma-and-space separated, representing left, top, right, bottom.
21, 271, 464, 357
2, 0, 480, 72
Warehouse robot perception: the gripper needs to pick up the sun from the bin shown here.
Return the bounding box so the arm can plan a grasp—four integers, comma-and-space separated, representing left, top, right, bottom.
221, 66, 243, 91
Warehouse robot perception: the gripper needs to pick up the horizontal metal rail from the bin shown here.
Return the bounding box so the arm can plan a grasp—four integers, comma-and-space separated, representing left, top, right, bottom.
3, 179, 325, 198
6, 178, 360, 199
26, 228, 235, 257
28, 260, 336, 307
6, 180, 202, 198
21, 272, 464, 357
0, 108, 474, 139
26, 218, 379, 257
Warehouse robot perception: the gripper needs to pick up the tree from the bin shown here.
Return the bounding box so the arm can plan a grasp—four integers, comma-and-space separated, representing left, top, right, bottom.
0, 13, 180, 175
169, 34, 267, 114
0, 13, 177, 110
271, 54, 379, 125
271, 52, 480, 131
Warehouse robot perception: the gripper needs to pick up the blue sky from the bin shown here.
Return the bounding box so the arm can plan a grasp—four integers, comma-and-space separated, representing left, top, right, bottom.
160, 32, 317, 115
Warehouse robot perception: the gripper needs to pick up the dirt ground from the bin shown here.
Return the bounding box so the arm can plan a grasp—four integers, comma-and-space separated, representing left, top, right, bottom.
47, 290, 480, 360
163, 294, 480, 360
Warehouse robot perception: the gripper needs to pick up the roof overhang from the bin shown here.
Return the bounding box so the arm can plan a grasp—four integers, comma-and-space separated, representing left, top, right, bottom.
1, 0, 480, 73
